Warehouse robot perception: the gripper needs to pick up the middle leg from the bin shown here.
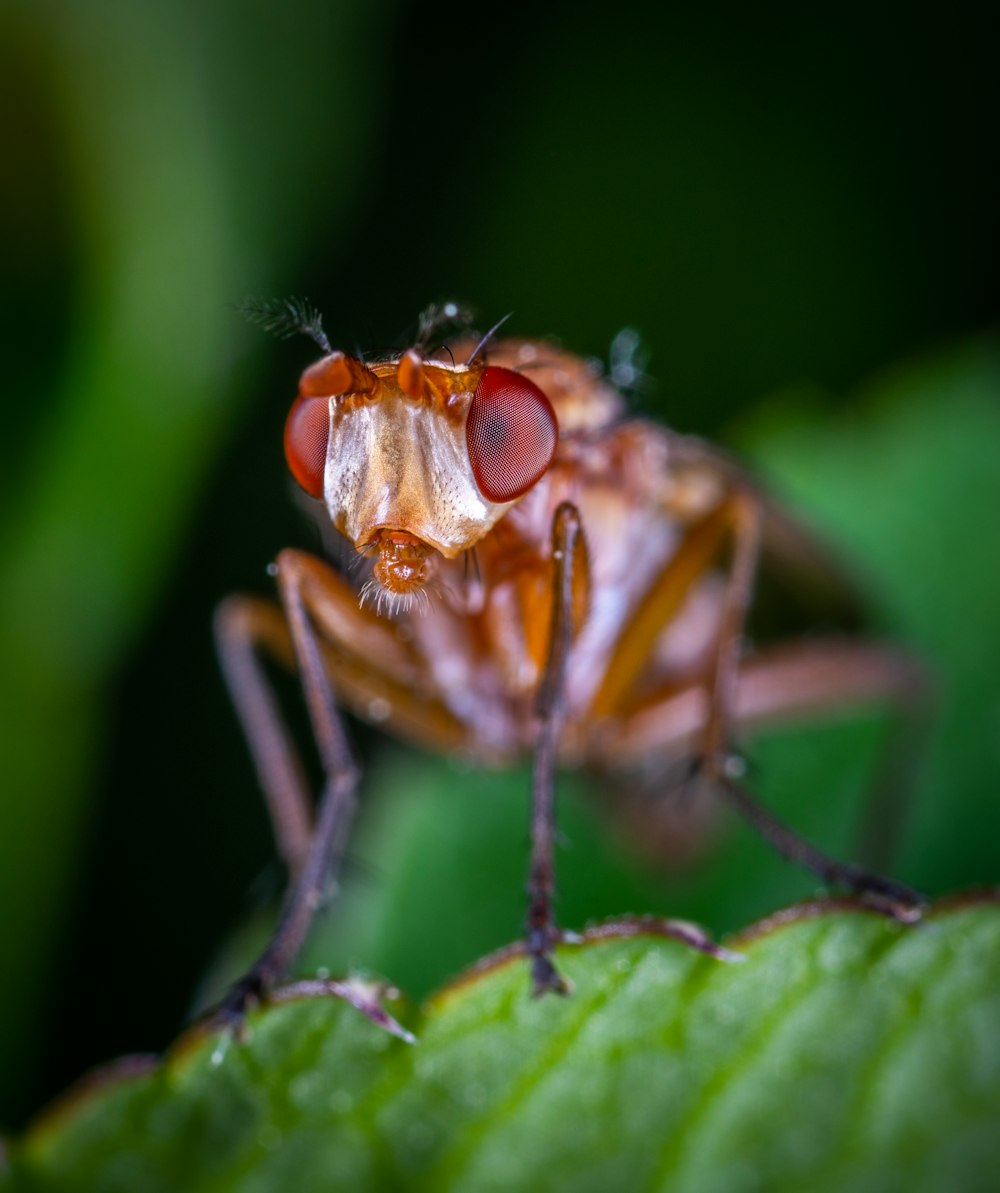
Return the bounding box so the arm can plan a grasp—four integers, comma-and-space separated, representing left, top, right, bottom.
526, 502, 587, 996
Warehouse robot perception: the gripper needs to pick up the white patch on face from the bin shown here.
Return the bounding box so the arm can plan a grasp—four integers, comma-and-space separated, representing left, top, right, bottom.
324, 396, 512, 557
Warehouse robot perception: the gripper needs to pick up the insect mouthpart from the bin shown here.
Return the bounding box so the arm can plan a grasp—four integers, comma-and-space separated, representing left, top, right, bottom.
367, 530, 436, 595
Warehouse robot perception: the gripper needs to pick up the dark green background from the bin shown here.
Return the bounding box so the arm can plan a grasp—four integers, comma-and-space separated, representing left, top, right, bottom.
0, 0, 996, 1131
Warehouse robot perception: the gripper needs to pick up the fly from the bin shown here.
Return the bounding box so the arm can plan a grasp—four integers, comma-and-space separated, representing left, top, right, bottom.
213, 302, 924, 1030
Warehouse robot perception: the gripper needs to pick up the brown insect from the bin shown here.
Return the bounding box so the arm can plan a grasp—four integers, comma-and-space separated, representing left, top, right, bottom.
213, 302, 922, 1030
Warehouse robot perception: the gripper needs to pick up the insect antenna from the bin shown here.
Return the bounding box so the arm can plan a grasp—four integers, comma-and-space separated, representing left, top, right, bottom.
415, 301, 476, 350
238, 296, 333, 355
466, 311, 514, 363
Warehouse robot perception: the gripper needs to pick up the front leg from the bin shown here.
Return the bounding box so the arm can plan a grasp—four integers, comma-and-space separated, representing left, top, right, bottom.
212, 549, 363, 1031
526, 502, 588, 996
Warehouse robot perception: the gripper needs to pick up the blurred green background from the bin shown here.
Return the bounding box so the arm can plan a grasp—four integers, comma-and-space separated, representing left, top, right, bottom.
0, 0, 996, 1132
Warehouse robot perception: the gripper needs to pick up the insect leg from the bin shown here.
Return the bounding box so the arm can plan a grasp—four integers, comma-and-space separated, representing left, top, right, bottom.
214, 549, 362, 1025
216, 553, 476, 877
698, 488, 761, 770
589, 486, 763, 791
215, 594, 313, 874
590, 492, 752, 723
690, 490, 923, 910
596, 637, 926, 911
527, 501, 587, 996
720, 771, 922, 911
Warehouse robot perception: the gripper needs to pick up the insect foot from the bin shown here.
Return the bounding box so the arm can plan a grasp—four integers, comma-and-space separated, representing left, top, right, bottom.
270, 978, 416, 1044
525, 906, 572, 997
203, 972, 416, 1047
850, 875, 928, 924
521, 917, 742, 1001
529, 944, 572, 999
205, 972, 266, 1044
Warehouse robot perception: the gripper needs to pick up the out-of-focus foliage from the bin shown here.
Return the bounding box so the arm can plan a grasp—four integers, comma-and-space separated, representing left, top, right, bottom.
7, 900, 1000, 1192
0, 0, 996, 1138
0, 0, 387, 1119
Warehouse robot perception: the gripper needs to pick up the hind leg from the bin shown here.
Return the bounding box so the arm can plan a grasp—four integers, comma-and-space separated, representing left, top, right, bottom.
593, 636, 927, 913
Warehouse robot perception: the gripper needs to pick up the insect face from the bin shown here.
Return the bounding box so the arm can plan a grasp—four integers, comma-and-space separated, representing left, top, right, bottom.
284, 351, 558, 595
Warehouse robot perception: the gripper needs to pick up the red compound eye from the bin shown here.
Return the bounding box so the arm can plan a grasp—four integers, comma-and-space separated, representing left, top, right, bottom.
466, 367, 557, 503
284, 395, 330, 497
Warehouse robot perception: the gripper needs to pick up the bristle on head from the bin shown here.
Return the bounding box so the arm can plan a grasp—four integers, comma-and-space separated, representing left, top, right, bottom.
416, 302, 476, 348
239, 296, 332, 354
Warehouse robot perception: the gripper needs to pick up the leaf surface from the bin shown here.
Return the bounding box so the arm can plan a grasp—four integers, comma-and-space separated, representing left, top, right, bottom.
8, 897, 1000, 1193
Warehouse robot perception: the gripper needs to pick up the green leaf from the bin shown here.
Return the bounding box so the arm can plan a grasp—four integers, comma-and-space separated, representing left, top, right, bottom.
8, 896, 1000, 1192
740, 342, 1000, 898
